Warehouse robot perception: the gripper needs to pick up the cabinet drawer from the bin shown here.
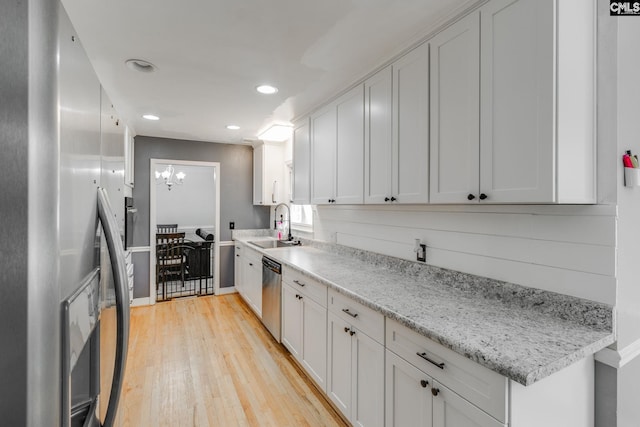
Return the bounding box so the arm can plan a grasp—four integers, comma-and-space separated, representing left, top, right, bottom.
386, 318, 507, 423
328, 289, 384, 344
283, 267, 327, 307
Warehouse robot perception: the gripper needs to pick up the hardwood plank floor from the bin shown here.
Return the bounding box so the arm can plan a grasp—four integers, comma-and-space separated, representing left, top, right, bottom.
118, 294, 348, 427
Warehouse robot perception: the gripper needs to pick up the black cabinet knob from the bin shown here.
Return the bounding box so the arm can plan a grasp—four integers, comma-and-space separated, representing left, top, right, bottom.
390, 197, 397, 202
467, 194, 476, 200
479, 193, 488, 200
349, 330, 356, 336
344, 327, 350, 333
420, 380, 429, 388
384, 197, 390, 202
431, 387, 440, 397
328, 199, 332, 203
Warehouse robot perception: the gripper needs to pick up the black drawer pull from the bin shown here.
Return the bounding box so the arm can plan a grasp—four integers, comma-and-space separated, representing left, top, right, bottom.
342, 308, 358, 318
416, 352, 445, 369
420, 379, 429, 388
293, 279, 305, 287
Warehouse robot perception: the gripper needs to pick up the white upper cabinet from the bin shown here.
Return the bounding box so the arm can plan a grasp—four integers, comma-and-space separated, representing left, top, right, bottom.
311, 85, 364, 205
292, 117, 311, 204
429, 12, 480, 204
335, 85, 365, 204
478, 0, 594, 203
364, 43, 430, 205
429, 0, 595, 204
311, 103, 337, 205
393, 42, 430, 204
253, 141, 285, 206
303, 0, 595, 206
364, 66, 393, 204
479, 0, 553, 203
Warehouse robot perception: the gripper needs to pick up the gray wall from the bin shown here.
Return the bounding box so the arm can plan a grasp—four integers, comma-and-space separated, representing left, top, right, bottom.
132, 136, 269, 297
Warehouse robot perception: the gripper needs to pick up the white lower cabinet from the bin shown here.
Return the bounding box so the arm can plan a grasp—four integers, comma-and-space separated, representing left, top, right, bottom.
327, 310, 384, 427
238, 245, 261, 318
301, 295, 327, 388
386, 350, 505, 427
281, 283, 302, 359
432, 380, 505, 427
281, 268, 327, 391
234, 244, 243, 292
386, 350, 433, 427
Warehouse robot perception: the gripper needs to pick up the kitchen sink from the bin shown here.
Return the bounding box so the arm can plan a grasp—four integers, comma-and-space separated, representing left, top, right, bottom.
248, 239, 301, 249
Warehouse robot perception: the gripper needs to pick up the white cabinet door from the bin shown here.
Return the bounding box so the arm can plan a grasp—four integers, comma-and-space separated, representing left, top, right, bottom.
242, 249, 262, 318
311, 104, 337, 205
352, 330, 384, 427
335, 85, 364, 204
432, 381, 505, 427
254, 142, 284, 205
281, 283, 302, 360
429, 12, 480, 204
234, 244, 243, 292
479, 0, 554, 203
293, 117, 311, 204
386, 350, 432, 427
249, 260, 261, 317
364, 66, 393, 204
301, 295, 327, 392
392, 42, 430, 204
253, 144, 265, 205
327, 311, 352, 418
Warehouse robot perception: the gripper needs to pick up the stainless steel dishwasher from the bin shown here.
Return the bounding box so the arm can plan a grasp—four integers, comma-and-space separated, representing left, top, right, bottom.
261, 256, 282, 342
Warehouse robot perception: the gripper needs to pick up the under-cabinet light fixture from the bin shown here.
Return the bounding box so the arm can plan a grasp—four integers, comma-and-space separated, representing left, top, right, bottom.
258, 124, 292, 142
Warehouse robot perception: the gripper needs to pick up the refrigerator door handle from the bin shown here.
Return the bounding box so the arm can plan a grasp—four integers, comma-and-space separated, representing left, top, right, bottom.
97, 187, 130, 427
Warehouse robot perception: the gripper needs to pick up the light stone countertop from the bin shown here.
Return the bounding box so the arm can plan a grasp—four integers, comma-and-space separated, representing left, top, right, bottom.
235, 236, 614, 386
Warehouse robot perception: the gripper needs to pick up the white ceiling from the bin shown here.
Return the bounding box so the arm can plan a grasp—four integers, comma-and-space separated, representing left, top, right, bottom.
61, 0, 472, 144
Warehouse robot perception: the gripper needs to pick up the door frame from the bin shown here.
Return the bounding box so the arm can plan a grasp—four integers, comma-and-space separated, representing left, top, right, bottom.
149, 158, 221, 303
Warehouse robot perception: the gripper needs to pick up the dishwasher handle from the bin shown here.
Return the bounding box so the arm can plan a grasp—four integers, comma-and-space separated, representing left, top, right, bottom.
262, 256, 281, 274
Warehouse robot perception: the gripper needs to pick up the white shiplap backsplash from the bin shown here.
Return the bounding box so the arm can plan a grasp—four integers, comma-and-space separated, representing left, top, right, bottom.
313, 204, 616, 305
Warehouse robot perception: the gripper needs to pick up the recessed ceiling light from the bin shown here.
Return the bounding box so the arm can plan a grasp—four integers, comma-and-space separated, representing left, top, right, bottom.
258, 124, 293, 141
125, 59, 157, 73
142, 114, 160, 121
256, 84, 278, 95
226, 125, 240, 130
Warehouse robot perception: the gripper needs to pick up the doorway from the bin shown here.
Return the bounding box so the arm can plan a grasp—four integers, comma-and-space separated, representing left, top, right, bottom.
149, 159, 221, 302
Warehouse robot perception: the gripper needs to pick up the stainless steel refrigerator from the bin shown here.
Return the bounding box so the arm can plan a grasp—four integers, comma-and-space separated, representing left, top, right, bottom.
0, 1, 130, 425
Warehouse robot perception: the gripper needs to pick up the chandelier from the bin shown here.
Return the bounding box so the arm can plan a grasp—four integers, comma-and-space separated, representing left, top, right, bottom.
155, 164, 185, 191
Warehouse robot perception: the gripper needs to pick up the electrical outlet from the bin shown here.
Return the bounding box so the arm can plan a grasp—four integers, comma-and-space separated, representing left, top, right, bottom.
416, 244, 426, 262
229, 221, 235, 230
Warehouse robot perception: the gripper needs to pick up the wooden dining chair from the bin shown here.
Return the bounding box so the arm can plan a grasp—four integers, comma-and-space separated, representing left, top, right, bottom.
157, 224, 178, 233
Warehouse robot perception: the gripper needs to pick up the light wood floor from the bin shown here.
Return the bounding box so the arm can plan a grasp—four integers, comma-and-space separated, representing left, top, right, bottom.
118, 294, 348, 427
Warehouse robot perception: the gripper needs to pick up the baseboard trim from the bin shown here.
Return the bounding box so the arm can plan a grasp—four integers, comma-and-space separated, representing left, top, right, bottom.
217, 286, 237, 295
131, 297, 151, 307
596, 338, 640, 368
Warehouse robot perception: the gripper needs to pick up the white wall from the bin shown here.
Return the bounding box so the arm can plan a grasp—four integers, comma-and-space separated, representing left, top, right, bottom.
155, 163, 216, 231
614, 15, 640, 427
615, 16, 640, 350
314, 204, 616, 305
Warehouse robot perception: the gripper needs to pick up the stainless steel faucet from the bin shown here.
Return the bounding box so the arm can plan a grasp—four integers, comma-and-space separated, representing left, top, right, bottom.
274, 203, 292, 241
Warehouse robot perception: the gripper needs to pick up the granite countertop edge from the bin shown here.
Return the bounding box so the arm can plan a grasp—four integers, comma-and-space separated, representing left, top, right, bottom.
233, 235, 615, 386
